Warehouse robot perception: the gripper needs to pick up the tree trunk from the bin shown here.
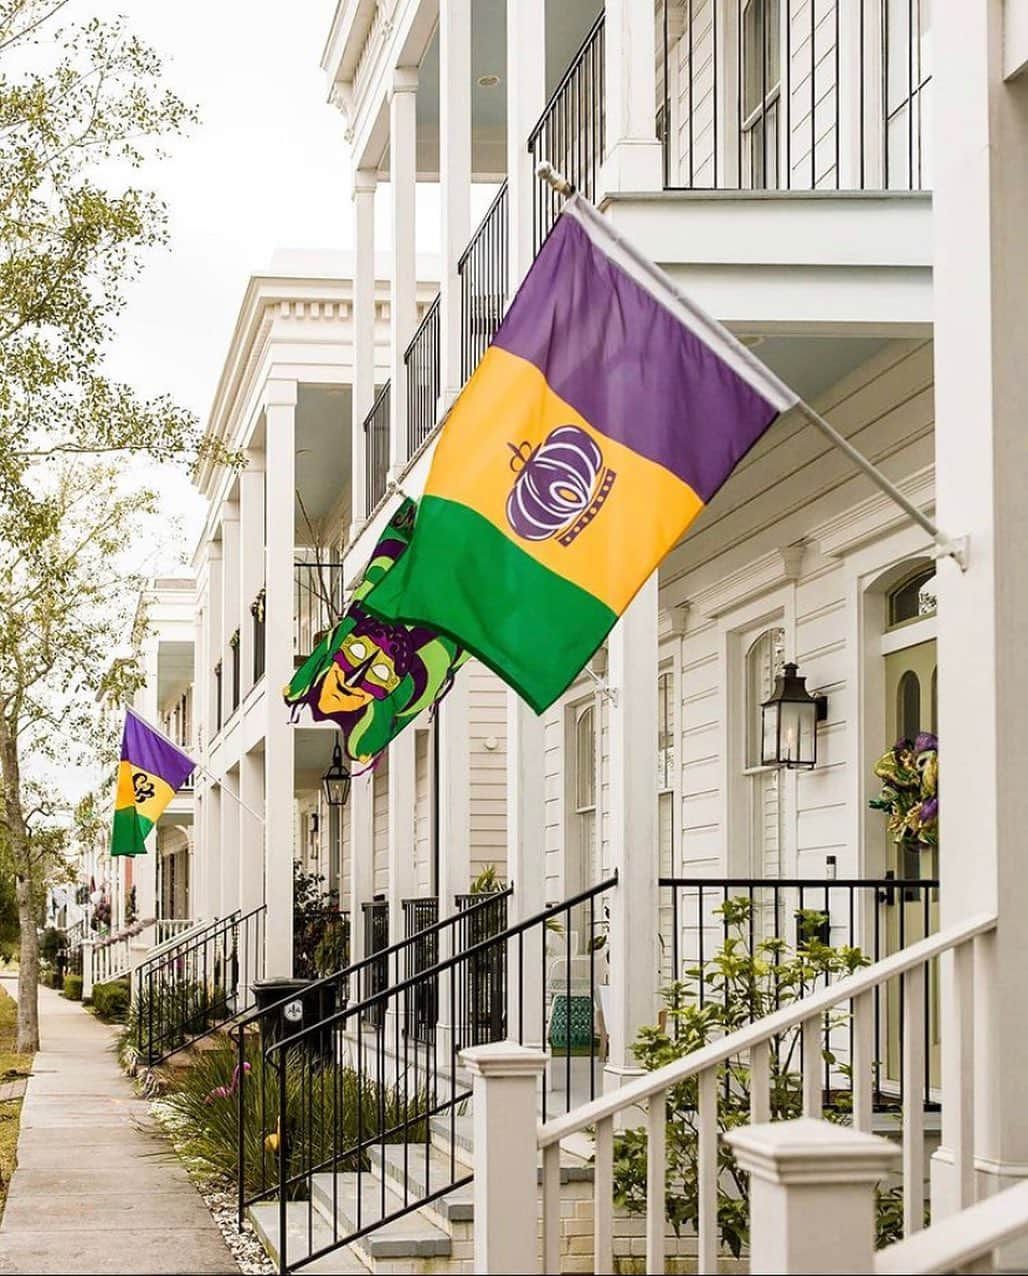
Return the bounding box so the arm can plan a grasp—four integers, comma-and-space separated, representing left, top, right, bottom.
15, 873, 39, 1053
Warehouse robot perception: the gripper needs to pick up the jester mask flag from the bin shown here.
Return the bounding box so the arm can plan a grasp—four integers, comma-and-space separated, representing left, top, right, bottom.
112, 710, 196, 857
284, 499, 468, 762
364, 194, 799, 712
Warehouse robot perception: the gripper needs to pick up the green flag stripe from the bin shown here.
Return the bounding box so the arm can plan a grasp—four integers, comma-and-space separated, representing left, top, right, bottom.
364, 494, 618, 713
111, 805, 153, 858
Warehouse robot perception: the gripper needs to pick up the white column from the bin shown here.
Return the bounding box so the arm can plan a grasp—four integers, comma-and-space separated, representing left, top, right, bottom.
348, 772, 375, 962
239, 449, 265, 693
387, 728, 417, 947
219, 768, 240, 917
462, 1042, 549, 1274
726, 1119, 898, 1275
438, 674, 471, 914
601, 0, 664, 194
205, 784, 222, 918
505, 0, 548, 1041
351, 170, 377, 540
507, 0, 546, 284
134, 640, 159, 934
604, 574, 660, 1086
239, 750, 265, 917
439, 0, 471, 408
263, 380, 297, 977
389, 68, 418, 478
931, 1, 1028, 1224
221, 502, 240, 719
208, 541, 224, 733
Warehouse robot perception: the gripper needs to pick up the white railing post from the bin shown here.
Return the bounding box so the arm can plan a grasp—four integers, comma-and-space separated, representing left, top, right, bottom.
80, 939, 95, 999
726, 1118, 899, 1275
462, 1041, 548, 1275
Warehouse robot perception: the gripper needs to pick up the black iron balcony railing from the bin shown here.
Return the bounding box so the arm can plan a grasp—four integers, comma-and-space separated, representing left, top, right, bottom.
230, 630, 240, 713
361, 898, 389, 1029
135, 905, 266, 1066
404, 294, 441, 458
527, 13, 605, 251
660, 0, 931, 192
402, 896, 439, 1043
293, 908, 350, 982
458, 180, 509, 382
659, 874, 940, 1111
242, 875, 616, 1274
251, 586, 266, 684
214, 661, 222, 733
293, 560, 345, 661
363, 381, 390, 513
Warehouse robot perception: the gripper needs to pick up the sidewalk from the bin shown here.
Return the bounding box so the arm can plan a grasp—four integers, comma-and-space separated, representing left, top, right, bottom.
0, 980, 237, 1274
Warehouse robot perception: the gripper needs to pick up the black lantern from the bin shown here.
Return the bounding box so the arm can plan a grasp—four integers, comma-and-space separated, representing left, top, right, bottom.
321, 738, 351, 807
760, 662, 828, 770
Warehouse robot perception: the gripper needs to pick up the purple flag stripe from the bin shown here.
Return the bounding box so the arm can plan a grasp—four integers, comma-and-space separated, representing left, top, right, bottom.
492, 215, 780, 504
122, 710, 196, 790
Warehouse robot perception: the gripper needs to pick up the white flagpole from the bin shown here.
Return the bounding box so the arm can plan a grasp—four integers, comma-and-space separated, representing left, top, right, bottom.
125, 707, 266, 825
535, 162, 968, 571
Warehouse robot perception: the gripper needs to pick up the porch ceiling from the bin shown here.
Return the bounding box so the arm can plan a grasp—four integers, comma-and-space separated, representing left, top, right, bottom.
294, 725, 339, 790
295, 383, 352, 530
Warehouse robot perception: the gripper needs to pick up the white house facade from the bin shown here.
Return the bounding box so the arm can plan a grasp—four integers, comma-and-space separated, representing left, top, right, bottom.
99, 2, 1028, 1273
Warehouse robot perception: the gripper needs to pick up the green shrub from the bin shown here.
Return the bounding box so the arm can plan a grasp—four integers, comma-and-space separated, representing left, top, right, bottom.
121, 979, 233, 1068
92, 979, 131, 1023
62, 974, 83, 1001
159, 1035, 425, 1197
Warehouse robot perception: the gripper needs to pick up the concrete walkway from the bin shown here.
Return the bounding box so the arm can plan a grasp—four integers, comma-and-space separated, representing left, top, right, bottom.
0, 981, 237, 1274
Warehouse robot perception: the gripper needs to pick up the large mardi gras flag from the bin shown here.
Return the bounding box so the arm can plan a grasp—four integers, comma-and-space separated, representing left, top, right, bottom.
284, 499, 468, 763
112, 710, 196, 857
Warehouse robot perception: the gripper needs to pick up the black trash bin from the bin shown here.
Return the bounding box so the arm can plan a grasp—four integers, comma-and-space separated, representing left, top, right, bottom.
252, 978, 337, 1064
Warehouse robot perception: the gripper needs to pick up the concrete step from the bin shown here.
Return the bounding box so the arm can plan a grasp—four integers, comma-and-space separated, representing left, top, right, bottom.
369, 1144, 475, 1227
248, 1201, 369, 1273
311, 1171, 452, 1265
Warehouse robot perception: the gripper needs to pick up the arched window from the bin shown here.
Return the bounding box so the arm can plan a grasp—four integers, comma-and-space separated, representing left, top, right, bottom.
745, 627, 785, 878
567, 702, 597, 899
746, 628, 786, 767
888, 565, 937, 628
897, 669, 922, 740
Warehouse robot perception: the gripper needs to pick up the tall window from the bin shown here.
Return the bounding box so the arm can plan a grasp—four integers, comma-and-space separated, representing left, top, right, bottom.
658, 669, 676, 981
885, 0, 933, 190
214, 662, 223, 733
745, 627, 785, 878
741, 0, 781, 189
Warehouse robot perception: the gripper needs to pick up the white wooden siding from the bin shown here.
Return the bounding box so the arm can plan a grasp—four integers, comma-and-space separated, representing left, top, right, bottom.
468, 662, 509, 881
414, 728, 432, 897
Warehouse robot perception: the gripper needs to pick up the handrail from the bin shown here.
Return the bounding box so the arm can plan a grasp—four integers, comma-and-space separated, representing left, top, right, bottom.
537, 911, 996, 1147
876, 1177, 1028, 1274
458, 180, 509, 271
526, 11, 605, 149
269, 875, 618, 1054
660, 875, 939, 888
144, 908, 250, 978
137, 912, 225, 968
246, 884, 515, 1030
403, 292, 440, 363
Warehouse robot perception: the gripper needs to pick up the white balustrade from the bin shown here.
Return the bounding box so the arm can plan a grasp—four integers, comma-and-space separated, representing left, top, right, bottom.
468, 911, 996, 1274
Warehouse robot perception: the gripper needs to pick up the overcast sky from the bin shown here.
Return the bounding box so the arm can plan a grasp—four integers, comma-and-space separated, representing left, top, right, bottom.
82, 1, 362, 566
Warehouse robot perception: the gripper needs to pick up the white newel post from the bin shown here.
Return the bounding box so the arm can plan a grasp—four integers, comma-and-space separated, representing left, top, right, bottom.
726, 1119, 899, 1275
263, 379, 297, 977
238, 750, 265, 917
438, 676, 470, 1047
438, 0, 471, 410
389, 67, 418, 479
505, 0, 547, 1046
351, 169, 377, 540
80, 939, 95, 1000
219, 769, 240, 920
386, 726, 417, 948
601, 0, 663, 194
462, 1042, 548, 1274
931, 3, 1028, 1229
604, 573, 660, 1088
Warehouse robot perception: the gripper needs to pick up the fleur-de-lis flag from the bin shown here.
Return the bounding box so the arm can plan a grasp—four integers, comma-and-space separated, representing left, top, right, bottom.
111, 709, 196, 857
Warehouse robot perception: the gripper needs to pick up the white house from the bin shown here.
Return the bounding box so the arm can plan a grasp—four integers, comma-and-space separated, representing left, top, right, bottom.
131, 1, 1028, 1272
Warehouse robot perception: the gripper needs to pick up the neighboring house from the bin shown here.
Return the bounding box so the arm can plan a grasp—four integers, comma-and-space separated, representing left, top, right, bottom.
65, 578, 196, 986
121, 2, 1028, 1272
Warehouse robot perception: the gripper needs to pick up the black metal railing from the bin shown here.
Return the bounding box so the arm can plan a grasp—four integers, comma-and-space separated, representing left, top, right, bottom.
361, 899, 389, 1029
364, 382, 390, 513
294, 561, 345, 661
527, 13, 605, 251
230, 631, 241, 713
134, 905, 266, 1066
458, 180, 508, 382
404, 295, 441, 457
243, 875, 615, 1274
293, 909, 350, 982
402, 897, 438, 1044
453, 890, 510, 1049
251, 587, 266, 683
659, 0, 931, 192
659, 875, 940, 1110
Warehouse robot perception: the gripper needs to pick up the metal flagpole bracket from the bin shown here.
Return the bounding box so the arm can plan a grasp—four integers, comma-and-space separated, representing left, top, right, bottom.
536, 161, 575, 197
584, 661, 618, 707
933, 535, 970, 571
